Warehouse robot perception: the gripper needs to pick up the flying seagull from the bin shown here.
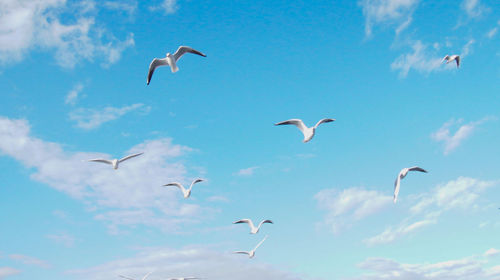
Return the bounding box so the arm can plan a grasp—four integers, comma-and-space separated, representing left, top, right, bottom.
147, 46, 206, 85
119, 272, 152, 280
233, 219, 273, 234
162, 178, 204, 199
394, 167, 428, 203
88, 152, 143, 170
442, 55, 460, 68
275, 118, 335, 143
233, 235, 268, 258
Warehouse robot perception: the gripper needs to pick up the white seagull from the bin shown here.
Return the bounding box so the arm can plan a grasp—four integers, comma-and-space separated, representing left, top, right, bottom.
442, 55, 460, 68
394, 167, 428, 203
233, 219, 273, 234
163, 178, 204, 199
119, 272, 152, 280
233, 235, 268, 258
88, 152, 143, 170
147, 46, 207, 85
275, 118, 335, 143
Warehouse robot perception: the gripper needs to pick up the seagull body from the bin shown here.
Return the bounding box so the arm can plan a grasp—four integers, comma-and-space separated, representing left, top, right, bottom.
234, 235, 267, 258
442, 55, 460, 68
88, 152, 143, 170
233, 219, 273, 234
275, 118, 335, 143
394, 167, 428, 203
119, 272, 152, 280
163, 179, 204, 198
147, 46, 206, 85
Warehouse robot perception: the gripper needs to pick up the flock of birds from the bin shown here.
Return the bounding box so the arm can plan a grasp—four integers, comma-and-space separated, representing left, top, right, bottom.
85, 45, 461, 279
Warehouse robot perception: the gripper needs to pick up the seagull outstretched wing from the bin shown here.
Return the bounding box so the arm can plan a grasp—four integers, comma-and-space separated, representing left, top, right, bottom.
258, 219, 273, 228
408, 167, 427, 173
233, 219, 254, 228
189, 178, 204, 190
393, 176, 401, 203
88, 159, 112, 165
314, 118, 335, 129
163, 182, 186, 193
119, 152, 144, 163
275, 119, 307, 134
147, 58, 169, 85
173, 46, 206, 62
253, 235, 268, 251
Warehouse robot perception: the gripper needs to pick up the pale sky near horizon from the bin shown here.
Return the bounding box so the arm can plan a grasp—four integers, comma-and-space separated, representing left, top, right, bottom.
1, 0, 500, 279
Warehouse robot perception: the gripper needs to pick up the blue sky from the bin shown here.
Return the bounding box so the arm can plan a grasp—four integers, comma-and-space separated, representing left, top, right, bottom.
0, 0, 499, 279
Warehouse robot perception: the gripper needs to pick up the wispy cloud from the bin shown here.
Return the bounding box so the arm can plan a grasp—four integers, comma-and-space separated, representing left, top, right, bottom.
431, 117, 492, 155
0, 267, 20, 279
150, 0, 179, 14
351, 248, 500, 279
46, 233, 76, 248
0, 0, 134, 67
102, 1, 137, 16
69, 103, 150, 130
235, 166, 259, 177
315, 187, 392, 233
461, 0, 488, 18
365, 177, 496, 246
391, 40, 443, 77
9, 254, 50, 268
0, 116, 208, 233
69, 246, 303, 280
65, 83, 84, 106
364, 216, 437, 246
358, 0, 419, 37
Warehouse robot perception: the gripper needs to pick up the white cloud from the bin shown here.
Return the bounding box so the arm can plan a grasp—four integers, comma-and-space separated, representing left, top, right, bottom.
0, 116, 207, 233
102, 1, 137, 16
366, 177, 496, 246
484, 248, 500, 257
46, 233, 76, 248
150, 0, 179, 14
358, 0, 418, 37
363, 218, 436, 246
65, 83, 84, 105
69, 246, 303, 280
391, 40, 444, 77
0, 267, 20, 279
461, 39, 475, 58
351, 250, 500, 279
235, 166, 259, 176
315, 187, 392, 233
461, 0, 487, 18
69, 103, 150, 130
8, 254, 50, 268
411, 177, 495, 214
431, 118, 491, 155
0, 0, 134, 67
487, 27, 498, 38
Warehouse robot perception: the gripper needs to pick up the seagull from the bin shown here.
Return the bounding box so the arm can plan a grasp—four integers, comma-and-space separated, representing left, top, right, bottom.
275, 118, 335, 143
119, 272, 152, 280
233, 235, 268, 258
162, 178, 204, 198
147, 46, 206, 85
233, 219, 273, 234
88, 152, 143, 170
442, 55, 460, 68
394, 167, 428, 203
